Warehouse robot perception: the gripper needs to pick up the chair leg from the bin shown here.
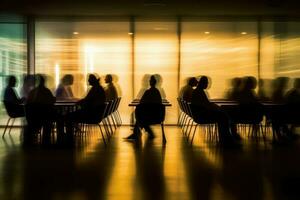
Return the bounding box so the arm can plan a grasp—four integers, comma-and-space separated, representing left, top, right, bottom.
2, 117, 12, 138
98, 124, 106, 145
8, 118, 16, 135
161, 123, 166, 144
190, 124, 198, 144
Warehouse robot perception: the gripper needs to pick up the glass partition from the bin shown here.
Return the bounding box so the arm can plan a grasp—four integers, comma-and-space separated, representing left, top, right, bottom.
35, 21, 133, 123
0, 23, 27, 125
134, 21, 179, 124
181, 21, 258, 98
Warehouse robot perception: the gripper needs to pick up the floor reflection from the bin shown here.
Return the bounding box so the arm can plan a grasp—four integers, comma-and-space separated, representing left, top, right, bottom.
1, 126, 300, 199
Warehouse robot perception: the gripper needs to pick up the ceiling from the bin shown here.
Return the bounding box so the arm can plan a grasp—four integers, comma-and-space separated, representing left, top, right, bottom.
1, 0, 300, 17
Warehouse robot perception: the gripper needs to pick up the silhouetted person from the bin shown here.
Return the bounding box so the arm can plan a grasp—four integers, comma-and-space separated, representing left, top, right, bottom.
65, 74, 106, 141
3, 75, 25, 117
179, 77, 198, 102
226, 77, 242, 101
258, 79, 270, 101
136, 74, 151, 99
191, 76, 239, 143
285, 78, 300, 105
20, 74, 35, 101
104, 74, 118, 101
154, 74, 166, 99
231, 77, 264, 133
55, 74, 74, 100
284, 78, 300, 138
271, 77, 290, 104
239, 76, 260, 104
26, 75, 62, 145
269, 77, 291, 140
125, 75, 162, 140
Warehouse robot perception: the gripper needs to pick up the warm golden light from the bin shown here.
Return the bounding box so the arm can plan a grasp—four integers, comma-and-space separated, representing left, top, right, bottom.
204, 31, 210, 34
73, 31, 79, 35
55, 63, 60, 88
241, 32, 247, 35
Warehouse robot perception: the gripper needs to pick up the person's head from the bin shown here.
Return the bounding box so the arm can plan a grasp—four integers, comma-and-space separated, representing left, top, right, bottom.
244, 76, 257, 90
197, 76, 209, 89
188, 77, 198, 87
231, 77, 242, 89
62, 74, 74, 86
38, 74, 46, 87
105, 74, 113, 84
88, 74, 100, 86
7, 75, 17, 87
149, 75, 157, 87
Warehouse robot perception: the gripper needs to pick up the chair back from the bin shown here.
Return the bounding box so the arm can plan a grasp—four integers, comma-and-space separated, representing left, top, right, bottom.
3, 101, 23, 118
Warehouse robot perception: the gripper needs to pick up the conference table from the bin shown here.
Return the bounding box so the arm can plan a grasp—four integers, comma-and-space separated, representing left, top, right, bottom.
128, 99, 172, 107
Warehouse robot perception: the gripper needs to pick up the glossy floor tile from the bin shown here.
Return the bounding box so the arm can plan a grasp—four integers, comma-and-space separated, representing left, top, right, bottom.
0, 126, 300, 200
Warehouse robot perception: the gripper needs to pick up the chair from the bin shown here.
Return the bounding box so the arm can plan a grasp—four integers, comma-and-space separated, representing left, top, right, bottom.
77, 103, 109, 145
2, 101, 25, 138
233, 104, 265, 141
135, 103, 166, 144
189, 103, 218, 144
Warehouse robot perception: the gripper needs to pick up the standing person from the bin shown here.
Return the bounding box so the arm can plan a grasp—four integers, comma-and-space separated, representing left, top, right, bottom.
125, 75, 162, 140
191, 76, 239, 143
104, 74, 118, 101
65, 74, 106, 141
3, 75, 25, 117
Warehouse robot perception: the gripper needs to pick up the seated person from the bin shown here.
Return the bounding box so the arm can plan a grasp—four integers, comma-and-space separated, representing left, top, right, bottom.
226, 77, 242, 101
125, 75, 162, 140
271, 77, 289, 104
179, 77, 198, 102
55, 74, 74, 100
104, 74, 118, 101
20, 74, 35, 101
3, 75, 25, 117
284, 78, 300, 137
26, 75, 63, 144
65, 74, 106, 139
191, 76, 240, 143
234, 76, 263, 123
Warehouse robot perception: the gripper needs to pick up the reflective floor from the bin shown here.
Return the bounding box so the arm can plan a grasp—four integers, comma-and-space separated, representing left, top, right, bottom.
0, 126, 300, 200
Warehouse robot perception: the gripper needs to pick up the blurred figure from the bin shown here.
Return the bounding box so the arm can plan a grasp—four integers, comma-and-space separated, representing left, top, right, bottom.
104, 74, 118, 101
271, 77, 290, 103
232, 77, 264, 132
27, 75, 55, 105
226, 77, 242, 101
65, 74, 106, 141
285, 78, 300, 105
285, 78, 300, 137
239, 76, 259, 104
26, 75, 63, 145
3, 75, 25, 117
154, 74, 166, 99
136, 74, 151, 99
258, 79, 270, 101
125, 75, 162, 140
55, 74, 74, 100
179, 77, 198, 102
20, 74, 35, 101
191, 76, 239, 143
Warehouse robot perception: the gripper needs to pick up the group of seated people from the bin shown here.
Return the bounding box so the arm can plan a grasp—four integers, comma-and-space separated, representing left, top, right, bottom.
179, 75, 300, 143
3, 73, 119, 145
